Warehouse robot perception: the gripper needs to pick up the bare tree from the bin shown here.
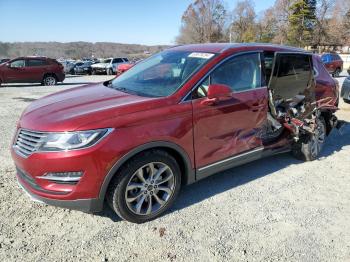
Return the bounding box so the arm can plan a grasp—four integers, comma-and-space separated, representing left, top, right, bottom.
229, 0, 256, 43
313, 0, 335, 49
256, 7, 277, 43
176, 0, 227, 44
272, 0, 294, 44
327, 0, 347, 46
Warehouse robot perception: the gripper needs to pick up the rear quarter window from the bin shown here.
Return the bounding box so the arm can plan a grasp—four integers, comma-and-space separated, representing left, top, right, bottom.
27, 59, 48, 67
313, 55, 333, 82
113, 58, 124, 63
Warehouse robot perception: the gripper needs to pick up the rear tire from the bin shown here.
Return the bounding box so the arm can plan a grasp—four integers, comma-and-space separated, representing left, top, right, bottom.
292, 117, 326, 161
91, 69, 96, 75
107, 150, 181, 223
42, 75, 57, 86
107, 68, 113, 75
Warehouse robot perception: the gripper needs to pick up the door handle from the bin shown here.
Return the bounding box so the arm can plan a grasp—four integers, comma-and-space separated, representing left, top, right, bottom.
200, 98, 218, 106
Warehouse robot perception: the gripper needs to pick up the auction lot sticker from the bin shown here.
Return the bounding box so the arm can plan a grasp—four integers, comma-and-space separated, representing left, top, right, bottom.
188, 52, 214, 59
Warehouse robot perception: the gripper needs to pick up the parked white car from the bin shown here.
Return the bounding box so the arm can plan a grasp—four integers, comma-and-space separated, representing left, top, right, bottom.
91, 57, 129, 75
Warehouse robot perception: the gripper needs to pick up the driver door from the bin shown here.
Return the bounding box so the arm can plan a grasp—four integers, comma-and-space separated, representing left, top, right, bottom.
3, 59, 28, 83
191, 52, 268, 177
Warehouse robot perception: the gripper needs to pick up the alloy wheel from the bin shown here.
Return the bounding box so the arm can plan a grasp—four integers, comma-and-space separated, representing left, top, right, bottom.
125, 162, 175, 216
44, 76, 56, 86
310, 120, 326, 158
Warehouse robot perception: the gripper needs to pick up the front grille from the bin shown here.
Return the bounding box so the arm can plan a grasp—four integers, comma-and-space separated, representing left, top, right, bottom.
13, 129, 48, 157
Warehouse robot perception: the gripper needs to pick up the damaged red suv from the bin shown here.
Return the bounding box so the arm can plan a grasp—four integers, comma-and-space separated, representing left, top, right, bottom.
11, 44, 339, 223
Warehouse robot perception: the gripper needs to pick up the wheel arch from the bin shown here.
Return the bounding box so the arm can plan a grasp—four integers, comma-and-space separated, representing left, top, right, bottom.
98, 141, 195, 201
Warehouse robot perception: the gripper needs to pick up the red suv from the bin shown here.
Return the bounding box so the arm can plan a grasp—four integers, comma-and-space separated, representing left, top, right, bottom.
11, 44, 339, 223
321, 53, 343, 77
0, 57, 65, 86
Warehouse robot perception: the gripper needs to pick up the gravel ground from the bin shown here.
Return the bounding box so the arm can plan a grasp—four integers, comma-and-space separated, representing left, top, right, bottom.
0, 74, 349, 262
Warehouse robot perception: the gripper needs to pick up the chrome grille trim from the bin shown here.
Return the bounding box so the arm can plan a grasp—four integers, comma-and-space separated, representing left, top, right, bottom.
13, 129, 47, 158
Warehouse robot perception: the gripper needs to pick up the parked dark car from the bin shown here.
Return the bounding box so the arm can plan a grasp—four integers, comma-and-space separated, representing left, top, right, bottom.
0, 58, 10, 64
74, 61, 93, 75
61, 60, 75, 74
321, 53, 343, 77
341, 75, 350, 103
11, 44, 339, 223
0, 57, 65, 86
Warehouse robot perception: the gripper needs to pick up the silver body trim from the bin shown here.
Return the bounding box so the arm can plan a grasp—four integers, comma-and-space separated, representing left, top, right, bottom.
198, 146, 264, 172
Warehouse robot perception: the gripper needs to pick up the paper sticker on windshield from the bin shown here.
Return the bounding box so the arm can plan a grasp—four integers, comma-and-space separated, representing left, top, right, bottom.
188, 52, 214, 59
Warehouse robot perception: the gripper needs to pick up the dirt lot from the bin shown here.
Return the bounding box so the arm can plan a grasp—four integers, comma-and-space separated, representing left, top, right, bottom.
0, 74, 349, 262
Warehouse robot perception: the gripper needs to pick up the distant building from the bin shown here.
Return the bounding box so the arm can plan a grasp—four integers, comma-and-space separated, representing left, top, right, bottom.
306, 45, 350, 54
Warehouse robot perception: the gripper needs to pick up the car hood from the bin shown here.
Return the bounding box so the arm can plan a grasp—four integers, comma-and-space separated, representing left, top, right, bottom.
91, 63, 109, 68
19, 83, 158, 131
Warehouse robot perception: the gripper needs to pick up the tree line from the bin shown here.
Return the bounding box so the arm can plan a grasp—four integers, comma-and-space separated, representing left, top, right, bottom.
0, 42, 167, 59
176, 0, 350, 50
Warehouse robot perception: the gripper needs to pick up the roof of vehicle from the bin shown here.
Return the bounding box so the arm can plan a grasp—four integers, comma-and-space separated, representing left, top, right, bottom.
9, 56, 52, 61
170, 43, 308, 54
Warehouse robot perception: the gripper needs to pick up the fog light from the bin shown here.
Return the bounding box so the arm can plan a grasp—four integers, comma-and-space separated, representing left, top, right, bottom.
37, 171, 83, 183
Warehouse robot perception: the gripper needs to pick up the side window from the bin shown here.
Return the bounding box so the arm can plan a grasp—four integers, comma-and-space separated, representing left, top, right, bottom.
192, 53, 262, 99
263, 52, 275, 84
113, 58, 123, 63
10, 60, 25, 68
210, 53, 261, 92
27, 59, 47, 67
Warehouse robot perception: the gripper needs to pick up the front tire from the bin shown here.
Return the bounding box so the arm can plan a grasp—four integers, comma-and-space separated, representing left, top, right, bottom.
107, 150, 181, 223
42, 75, 57, 86
107, 68, 113, 75
344, 98, 350, 104
292, 117, 326, 161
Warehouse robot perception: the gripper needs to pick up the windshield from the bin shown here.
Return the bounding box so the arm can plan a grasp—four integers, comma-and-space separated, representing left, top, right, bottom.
102, 59, 111, 63
109, 50, 215, 97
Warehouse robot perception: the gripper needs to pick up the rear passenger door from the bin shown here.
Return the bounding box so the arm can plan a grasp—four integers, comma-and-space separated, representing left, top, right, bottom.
191, 52, 268, 174
25, 59, 49, 82
269, 52, 316, 117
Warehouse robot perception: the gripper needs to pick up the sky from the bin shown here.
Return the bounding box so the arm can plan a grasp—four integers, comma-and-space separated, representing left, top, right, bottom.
0, 0, 275, 45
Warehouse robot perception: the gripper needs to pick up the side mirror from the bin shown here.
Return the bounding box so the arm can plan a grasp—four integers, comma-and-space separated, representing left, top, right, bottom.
5, 63, 10, 68
201, 84, 232, 106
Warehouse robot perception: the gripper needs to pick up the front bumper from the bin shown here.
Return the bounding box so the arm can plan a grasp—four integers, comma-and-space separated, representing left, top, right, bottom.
10, 129, 119, 212
92, 67, 107, 73
17, 172, 103, 212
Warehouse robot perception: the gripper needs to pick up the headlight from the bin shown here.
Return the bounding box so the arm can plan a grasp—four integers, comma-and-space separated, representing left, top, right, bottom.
38, 128, 113, 152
